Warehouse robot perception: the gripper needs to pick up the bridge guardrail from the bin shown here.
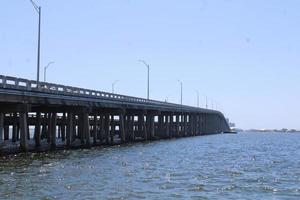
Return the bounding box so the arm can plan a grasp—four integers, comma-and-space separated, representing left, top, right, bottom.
0, 75, 219, 113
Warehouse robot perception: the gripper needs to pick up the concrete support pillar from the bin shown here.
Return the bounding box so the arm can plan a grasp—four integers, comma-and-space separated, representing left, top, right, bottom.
110, 116, 115, 143
83, 112, 91, 147
99, 115, 105, 142
169, 114, 174, 138
124, 115, 129, 141
195, 115, 199, 136
50, 113, 57, 149
190, 114, 194, 136
19, 112, 28, 152
93, 114, 98, 145
34, 112, 41, 147
105, 113, 110, 144
138, 114, 143, 138
73, 115, 77, 141
199, 114, 202, 135
184, 115, 187, 137
0, 113, 4, 143
143, 115, 148, 140
146, 114, 150, 139
41, 117, 46, 140
58, 125, 61, 138
199, 115, 202, 135
165, 115, 170, 138
27, 118, 30, 140
129, 115, 135, 142
158, 115, 163, 138
61, 113, 66, 142
149, 114, 155, 139
194, 115, 198, 136
66, 113, 73, 147
176, 115, 180, 137
205, 114, 208, 134
47, 113, 52, 144
12, 113, 18, 142
119, 113, 125, 143
4, 124, 9, 140
78, 114, 84, 144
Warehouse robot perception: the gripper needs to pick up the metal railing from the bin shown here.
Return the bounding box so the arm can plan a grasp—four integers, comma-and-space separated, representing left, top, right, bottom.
0, 75, 217, 113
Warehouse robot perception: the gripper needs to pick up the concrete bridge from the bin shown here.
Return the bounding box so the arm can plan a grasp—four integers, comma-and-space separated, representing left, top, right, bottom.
0, 75, 230, 155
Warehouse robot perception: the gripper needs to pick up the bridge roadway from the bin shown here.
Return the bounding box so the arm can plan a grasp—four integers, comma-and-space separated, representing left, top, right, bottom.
0, 75, 230, 154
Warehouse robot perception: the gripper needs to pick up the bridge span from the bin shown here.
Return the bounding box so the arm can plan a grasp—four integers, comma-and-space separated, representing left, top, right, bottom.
0, 75, 229, 154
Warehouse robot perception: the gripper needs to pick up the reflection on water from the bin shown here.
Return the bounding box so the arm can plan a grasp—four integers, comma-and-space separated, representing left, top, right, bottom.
1, 132, 300, 199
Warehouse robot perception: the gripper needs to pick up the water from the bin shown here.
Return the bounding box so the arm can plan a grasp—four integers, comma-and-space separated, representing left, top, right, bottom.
1, 132, 300, 200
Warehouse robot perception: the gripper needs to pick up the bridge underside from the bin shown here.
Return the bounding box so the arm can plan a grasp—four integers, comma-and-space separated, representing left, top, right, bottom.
0, 75, 230, 155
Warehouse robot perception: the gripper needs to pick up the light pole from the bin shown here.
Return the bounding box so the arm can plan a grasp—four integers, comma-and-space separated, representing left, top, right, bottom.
139, 60, 150, 100
177, 80, 183, 105
43, 61, 55, 82
165, 95, 170, 103
196, 90, 200, 107
29, 0, 42, 88
206, 96, 208, 109
112, 80, 119, 94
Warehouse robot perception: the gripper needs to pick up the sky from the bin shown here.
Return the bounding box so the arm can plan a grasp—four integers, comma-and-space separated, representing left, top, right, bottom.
0, 0, 300, 130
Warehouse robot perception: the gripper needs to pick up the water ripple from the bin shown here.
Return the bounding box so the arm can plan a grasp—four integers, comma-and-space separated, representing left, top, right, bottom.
1, 132, 300, 199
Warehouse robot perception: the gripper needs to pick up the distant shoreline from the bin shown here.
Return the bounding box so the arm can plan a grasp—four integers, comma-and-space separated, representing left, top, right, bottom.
239, 130, 300, 133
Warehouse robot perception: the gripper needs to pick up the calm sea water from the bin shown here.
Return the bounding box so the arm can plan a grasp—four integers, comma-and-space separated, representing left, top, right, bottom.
1, 132, 300, 200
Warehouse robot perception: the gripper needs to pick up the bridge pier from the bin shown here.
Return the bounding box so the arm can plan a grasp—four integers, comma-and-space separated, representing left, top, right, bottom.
110, 115, 115, 143
165, 115, 170, 138
47, 113, 51, 144
19, 112, 28, 152
183, 114, 187, 137
195, 115, 199, 135
189, 114, 193, 136
66, 112, 73, 147
93, 114, 98, 145
119, 113, 125, 143
4, 123, 9, 141
176, 114, 180, 137
104, 113, 110, 145
149, 114, 155, 139
0, 113, 3, 143
128, 115, 135, 142
61, 113, 66, 142
168, 114, 173, 138
83, 112, 91, 147
12, 113, 18, 142
50, 113, 57, 149
34, 112, 41, 147
99, 115, 105, 142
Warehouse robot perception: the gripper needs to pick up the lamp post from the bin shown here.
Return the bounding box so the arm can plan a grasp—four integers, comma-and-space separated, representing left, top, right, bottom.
196, 90, 199, 107
177, 80, 183, 105
43, 61, 55, 82
139, 60, 150, 100
112, 80, 119, 94
29, 0, 42, 88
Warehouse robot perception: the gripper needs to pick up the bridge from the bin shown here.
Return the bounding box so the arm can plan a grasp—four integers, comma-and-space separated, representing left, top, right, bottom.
0, 75, 230, 155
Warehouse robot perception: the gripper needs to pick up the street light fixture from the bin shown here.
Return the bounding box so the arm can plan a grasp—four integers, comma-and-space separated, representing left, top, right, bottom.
112, 80, 119, 94
138, 60, 150, 100
29, 0, 42, 88
177, 80, 183, 105
43, 61, 55, 82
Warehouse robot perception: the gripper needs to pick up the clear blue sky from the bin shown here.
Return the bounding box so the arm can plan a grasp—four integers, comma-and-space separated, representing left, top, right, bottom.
1, 0, 299, 130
